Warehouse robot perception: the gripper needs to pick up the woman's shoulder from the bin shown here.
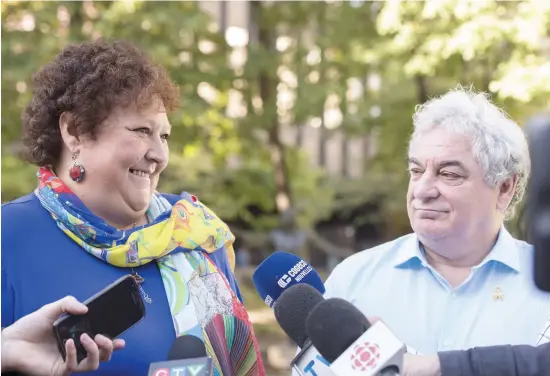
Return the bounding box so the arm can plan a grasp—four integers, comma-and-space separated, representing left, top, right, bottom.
158, 191, 181, 204
158, 191, 200, 206
2, 192, 41, 218
2, 192, 53, 240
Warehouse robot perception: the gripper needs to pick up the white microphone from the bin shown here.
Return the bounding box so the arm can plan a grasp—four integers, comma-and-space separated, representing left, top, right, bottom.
306, 298, 405, 376
291, 340, 336, 376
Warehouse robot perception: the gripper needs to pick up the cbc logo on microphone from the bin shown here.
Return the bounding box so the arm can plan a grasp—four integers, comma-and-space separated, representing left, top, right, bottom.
277, 274, 292, 288
350, 342, 380, 371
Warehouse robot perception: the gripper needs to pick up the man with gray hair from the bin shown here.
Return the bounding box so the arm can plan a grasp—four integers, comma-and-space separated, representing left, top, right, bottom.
324, 86, 550, 354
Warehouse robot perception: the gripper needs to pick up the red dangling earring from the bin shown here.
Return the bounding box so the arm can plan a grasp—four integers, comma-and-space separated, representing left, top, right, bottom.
68, 153, 85, 182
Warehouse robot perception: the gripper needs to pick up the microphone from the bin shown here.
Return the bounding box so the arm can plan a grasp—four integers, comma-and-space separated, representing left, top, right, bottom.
306, 298, 405, 376
147, 335, 213, 376
167, 335, 208, 361
274, 284, 335, 376
252, 251, 325, 307
526, 113, 550, 292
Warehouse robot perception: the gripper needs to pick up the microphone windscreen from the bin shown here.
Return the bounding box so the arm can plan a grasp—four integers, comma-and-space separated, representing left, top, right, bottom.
168, 335, 207, 361
252, 251, 325, 307
273, 283, 325, 348
526, 113, 550, 292
305, 298, 371, 363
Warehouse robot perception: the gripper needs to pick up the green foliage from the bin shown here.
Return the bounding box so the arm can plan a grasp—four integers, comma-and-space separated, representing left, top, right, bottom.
2, 1, 549, 240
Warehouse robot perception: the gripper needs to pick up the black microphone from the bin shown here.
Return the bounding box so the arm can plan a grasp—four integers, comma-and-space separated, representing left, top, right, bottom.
167, 335, 207, 360
306, 298, 405, 376
148, 335, 213, 376
274, 283, 324, 348
526, 113, 550, 292
273, 284, 335, 376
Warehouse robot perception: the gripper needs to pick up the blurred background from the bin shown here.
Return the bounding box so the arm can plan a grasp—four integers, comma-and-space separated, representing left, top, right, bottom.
2, 1, 550, 374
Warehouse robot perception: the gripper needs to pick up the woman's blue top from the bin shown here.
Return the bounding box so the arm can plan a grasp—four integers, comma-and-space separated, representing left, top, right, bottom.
1, 192, 243, 375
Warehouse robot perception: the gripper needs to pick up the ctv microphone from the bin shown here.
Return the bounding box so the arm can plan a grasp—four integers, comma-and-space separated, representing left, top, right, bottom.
252, 251, 325, 307
526, 113, 550, 292
147, 335, 213, 376
306, 298, 405, 376
274, 284, 335, 376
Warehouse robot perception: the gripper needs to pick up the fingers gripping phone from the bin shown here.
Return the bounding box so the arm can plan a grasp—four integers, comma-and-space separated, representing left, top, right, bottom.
53, 274, 146, 363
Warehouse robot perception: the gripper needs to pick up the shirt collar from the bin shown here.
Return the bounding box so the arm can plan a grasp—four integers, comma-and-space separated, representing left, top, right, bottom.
393, 226, 522, 273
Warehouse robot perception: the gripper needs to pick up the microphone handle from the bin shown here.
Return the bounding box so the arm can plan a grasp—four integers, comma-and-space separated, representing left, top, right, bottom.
379, 366, 400, 376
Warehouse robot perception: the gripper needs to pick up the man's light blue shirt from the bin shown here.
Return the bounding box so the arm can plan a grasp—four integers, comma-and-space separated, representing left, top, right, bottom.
324, 227, 550, 354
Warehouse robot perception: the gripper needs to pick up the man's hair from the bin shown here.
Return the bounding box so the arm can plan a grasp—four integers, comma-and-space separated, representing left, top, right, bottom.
22, 39, 180, 167
409, 85, 531, 220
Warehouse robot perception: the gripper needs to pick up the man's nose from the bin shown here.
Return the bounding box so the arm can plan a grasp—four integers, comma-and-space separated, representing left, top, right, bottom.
413, 173, 440, 200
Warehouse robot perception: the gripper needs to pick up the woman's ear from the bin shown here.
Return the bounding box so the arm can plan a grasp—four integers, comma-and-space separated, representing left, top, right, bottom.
59, 112, 81, 153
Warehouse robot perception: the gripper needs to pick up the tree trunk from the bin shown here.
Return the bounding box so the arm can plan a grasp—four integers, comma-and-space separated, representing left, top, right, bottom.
253, 2, 293, 214
415, 74, 429, 104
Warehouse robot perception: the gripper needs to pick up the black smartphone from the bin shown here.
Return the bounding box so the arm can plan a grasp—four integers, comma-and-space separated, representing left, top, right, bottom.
53, 274, 146, 363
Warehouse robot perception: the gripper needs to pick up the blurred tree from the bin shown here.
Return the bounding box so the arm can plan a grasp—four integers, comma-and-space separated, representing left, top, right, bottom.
2, 0, 549, 246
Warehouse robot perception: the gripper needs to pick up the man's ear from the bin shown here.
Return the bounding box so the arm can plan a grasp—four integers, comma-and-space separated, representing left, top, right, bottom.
497, 175, 518, 213
59, 112, 81, 153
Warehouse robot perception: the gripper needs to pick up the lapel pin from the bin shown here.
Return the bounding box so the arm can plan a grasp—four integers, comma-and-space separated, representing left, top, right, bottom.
493, 287, 504, 302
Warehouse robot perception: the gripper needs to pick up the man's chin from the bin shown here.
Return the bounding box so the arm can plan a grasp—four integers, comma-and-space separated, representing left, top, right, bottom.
413, 223, 449, 242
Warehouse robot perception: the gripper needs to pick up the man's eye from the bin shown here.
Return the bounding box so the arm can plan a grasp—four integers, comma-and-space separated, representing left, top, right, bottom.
161, 134, 170, 140
409, 168, 422, 175
441, 172, 460, 179
134, 128, 150, 134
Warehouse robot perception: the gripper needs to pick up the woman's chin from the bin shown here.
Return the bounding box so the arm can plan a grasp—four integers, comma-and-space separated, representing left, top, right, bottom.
125, 193, 152, 213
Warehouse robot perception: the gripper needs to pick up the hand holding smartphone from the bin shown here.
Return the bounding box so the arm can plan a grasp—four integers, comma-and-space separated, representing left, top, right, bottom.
52, 274, 146, 363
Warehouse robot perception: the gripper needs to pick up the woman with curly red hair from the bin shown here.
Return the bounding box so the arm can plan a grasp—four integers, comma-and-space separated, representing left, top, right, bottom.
1, 40, 265, 376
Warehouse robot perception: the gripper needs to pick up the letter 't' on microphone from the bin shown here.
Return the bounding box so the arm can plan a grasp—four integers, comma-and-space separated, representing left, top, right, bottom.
305, 298, 371, 363
275, 285, 336, 376
273, 283, 325, 348
526, 113, 550, 292
252, 251, 325, 307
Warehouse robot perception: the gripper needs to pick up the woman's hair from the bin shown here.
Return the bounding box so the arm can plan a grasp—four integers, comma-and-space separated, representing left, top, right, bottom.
22, 40, 180, 166
410, 85, 531, 220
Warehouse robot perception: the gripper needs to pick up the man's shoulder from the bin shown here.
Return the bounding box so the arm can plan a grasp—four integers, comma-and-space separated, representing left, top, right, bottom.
511, 236, 534, 252
500, 228, 535, 268
323, 233, 417, 299
330, 233, 416, 276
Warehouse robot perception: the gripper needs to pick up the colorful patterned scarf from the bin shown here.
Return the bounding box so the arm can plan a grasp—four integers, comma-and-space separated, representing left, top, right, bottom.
35, 167, 265, 376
